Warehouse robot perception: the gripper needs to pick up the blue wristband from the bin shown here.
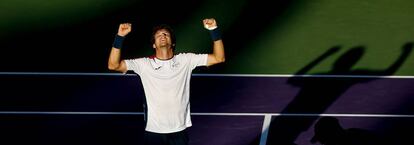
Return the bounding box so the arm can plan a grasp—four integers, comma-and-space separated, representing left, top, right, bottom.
209, 28, 222, 41
113, 35, 125, 49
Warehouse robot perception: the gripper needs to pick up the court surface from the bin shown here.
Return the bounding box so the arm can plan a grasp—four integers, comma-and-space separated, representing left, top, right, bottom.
0, 72, 413, 145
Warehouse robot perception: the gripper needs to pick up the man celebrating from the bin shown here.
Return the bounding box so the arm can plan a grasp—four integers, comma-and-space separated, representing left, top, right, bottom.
107, 18, 225, 145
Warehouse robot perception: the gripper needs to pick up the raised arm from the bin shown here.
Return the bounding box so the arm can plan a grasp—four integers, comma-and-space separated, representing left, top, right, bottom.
287, 46, 340, 85
354, 42, 413, 75
382, 42, 413, 75
107, 23, 131, 73
203, 18, 225, 66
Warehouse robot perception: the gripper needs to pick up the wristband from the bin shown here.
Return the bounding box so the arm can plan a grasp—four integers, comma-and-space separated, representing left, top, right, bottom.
209, 27, 222, 41
204, 24, 217, 30
112, 35, 125, 49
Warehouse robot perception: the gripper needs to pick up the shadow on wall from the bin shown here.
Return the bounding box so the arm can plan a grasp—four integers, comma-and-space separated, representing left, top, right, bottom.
257, 42, 413, 145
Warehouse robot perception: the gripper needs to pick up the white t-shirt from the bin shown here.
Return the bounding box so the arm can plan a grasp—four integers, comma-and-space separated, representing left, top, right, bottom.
125, 53, 208, 133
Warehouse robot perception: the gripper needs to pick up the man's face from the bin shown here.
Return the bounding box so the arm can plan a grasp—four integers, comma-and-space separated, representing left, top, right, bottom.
153, 29, 172, 49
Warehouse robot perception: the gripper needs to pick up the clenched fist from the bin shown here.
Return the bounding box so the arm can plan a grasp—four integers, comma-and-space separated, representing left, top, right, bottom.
118, 23, 132, 37
203, 18, 217, 30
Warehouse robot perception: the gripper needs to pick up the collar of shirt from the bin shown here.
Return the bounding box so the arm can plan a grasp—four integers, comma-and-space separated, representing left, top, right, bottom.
149, 56, 179, 70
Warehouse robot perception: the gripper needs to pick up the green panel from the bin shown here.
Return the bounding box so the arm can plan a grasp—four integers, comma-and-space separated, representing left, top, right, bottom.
0, 0, 133, 36
2, 0, 414, 75
179, 0, 414, 75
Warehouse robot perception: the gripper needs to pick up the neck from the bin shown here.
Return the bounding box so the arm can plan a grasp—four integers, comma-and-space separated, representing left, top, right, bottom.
155, 47, 174, 60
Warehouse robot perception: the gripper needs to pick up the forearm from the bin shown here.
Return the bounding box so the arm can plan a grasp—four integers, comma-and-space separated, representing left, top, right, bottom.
108, 34, 127, 71
108, 47, 122, 70
212, 40, 225, 62
204, 18, 225, 66
107, 23, 131, 72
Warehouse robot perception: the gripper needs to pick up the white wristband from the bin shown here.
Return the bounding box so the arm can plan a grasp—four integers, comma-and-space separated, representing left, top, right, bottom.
204, 25, 217, 30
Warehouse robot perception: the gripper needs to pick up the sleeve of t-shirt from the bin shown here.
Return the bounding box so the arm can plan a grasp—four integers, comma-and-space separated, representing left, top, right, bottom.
187, 53, 208, 69
124, 58, 144, 75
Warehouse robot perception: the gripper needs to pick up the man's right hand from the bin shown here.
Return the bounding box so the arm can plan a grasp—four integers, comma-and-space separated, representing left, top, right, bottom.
117, 23, 132, 37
